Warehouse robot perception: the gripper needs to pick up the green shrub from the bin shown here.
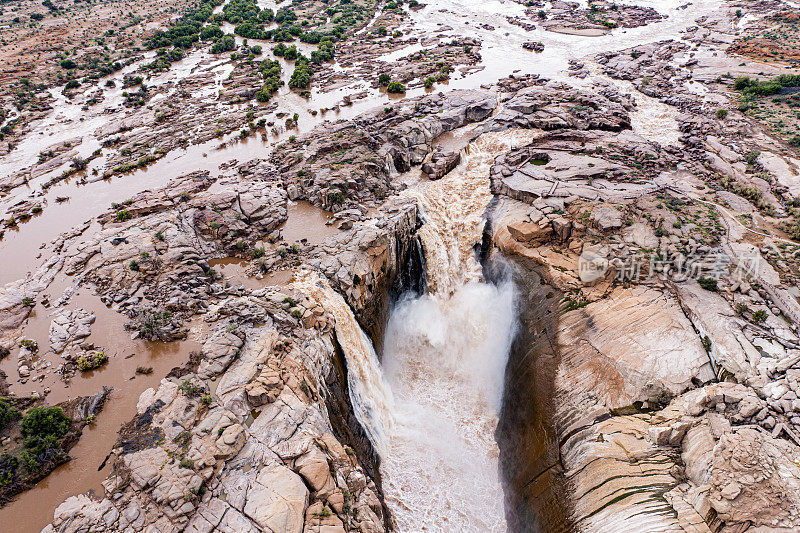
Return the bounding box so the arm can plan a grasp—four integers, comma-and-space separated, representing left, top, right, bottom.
19, 339, 38, 352
21, 407, 70, 442
697, 277, 718, 292
701, 335, 712, 352
0, 400, 19, 430
135, 309, 173, 339
116, 209, 132, 222
734, 74, 800, 98
179, 380, 202, 398
200, 24, 224, 40
752, 309, 768, 323
21, 450, 42, 472
378, 73, 391, 86
386, 82, 406, 94
716, 109, 728, 119
744, 150, 760, 166
256, 59, 281, 101
288, 56, 311, 89
211, 34, 236, 54
76, 352, 108, 372
283, 44, 299, 60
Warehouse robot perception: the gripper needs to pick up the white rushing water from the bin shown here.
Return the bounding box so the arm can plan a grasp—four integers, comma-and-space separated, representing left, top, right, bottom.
293, 270, 395, 454
380, 279, 517, 532
379, 130, 537, 531
296, 130, 537, 531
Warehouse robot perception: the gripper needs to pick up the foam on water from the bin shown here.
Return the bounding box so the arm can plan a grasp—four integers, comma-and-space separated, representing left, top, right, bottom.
381, 280, 517, 532
378, 129, 539, 531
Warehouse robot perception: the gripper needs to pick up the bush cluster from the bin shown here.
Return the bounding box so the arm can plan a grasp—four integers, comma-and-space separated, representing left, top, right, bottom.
256, 59, 281, 101
76, 351, 108, 372
734, 74, 800, 98
289, 57, 311, 89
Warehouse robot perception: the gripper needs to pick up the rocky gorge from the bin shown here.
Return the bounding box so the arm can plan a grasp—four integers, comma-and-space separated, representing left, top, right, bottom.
3, 0, 800, 532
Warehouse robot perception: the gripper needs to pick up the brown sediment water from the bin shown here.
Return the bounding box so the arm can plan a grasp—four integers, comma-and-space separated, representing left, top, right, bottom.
0, 279, 202, 533
208, 200, 338, 289
278, 200, 339, 245
432, 125, 479, 153
208, 257, 266, 291
208, 258, 298, 289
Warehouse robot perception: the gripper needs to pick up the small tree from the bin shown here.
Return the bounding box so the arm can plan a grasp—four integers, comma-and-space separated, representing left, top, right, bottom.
21, 406, 70, 441
387, 82, 406, 94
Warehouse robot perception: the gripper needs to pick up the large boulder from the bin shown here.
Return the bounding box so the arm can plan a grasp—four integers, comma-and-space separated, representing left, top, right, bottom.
49, 308, 95, 353
422, 147, 461, 180
243, 464, 309, 533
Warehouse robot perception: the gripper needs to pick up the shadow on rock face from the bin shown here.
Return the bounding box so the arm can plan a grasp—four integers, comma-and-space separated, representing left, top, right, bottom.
491, 253, 572, 533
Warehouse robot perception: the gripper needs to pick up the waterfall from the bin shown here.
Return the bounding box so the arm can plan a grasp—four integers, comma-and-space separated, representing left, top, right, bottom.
406, 129, 540, 295
296, 130, 537, 531
376, 129, 536, 532
381, 278, 517, 532
293, 270, 394, 454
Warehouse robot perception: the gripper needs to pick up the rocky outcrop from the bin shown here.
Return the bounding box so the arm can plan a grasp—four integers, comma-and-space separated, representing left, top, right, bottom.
48, 308, 95, 353
38, 182, 423, 532
308, 198, 423, 346
272, 90, 497, 211
421, 147, 461, 180
481, 82, 633, 133
51, 171, 288, 338
44, 284, 389, 533
491, 135, 800, 533
0, 255, 64, 346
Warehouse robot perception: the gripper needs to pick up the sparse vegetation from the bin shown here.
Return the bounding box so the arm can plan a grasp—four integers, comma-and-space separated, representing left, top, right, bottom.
179, 380, 203, 398
698, 277, 718, 292
76, 352, 108, 372
752, 309, 768, 323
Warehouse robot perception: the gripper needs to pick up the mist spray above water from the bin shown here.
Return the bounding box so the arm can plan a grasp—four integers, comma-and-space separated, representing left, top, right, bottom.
381, 277, 517, 532
376, 130, 536, 532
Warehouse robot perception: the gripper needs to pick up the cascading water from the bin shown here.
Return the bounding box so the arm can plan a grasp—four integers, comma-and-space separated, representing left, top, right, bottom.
293, 270, 395, 455
405, 130, 541, 296
376, 129, 538, 531
380, 279, 517, 532
296, 129, 539, 531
